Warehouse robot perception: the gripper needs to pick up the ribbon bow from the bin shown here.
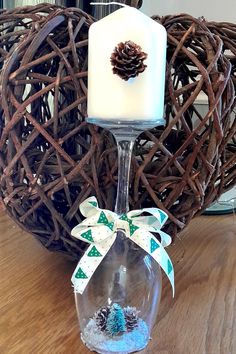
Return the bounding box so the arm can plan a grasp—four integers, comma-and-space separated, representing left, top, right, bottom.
71, 197, 174, 296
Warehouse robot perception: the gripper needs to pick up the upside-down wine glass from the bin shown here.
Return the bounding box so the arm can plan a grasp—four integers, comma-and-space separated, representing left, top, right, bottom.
74, 3, 168, 353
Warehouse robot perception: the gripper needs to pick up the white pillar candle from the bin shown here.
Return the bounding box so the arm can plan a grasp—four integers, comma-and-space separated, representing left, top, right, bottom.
87, 5, 167, 122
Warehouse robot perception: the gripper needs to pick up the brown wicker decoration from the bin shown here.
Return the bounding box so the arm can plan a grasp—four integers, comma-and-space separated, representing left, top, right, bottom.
206, 20, 236, 86
110, 41, 147, 81
0, 6, 235, 260
153, 14, 236, 212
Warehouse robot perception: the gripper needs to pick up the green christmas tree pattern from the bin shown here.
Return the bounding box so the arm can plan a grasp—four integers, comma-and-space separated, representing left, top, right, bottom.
81, 229, 94, 243
98, 211, 109, 225
150, 238, 160, 253
159, 210, 167, 224
129, 223, 139, 236
97, 211, 114, 230
75, 267, 88, 279
119, 215, 129, 222
168, 259, 173, 274
88, 246, 102, 257
107, 222, 114, 231
89, 201, 98, 207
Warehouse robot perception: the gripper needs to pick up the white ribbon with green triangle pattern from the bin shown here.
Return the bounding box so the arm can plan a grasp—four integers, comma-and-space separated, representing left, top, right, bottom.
71, 197, 174, 296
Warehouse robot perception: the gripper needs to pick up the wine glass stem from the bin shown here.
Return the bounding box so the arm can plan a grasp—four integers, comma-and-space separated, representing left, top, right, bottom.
114, 138, 134, 215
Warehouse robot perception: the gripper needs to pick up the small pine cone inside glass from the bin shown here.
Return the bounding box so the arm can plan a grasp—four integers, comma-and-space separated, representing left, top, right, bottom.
110, 41, 148, 81
95, 306, 111, 332
124, 306, 139, 331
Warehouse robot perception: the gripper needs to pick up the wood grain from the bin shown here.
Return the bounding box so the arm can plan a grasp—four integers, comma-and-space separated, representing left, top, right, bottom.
0, 211, 235, 354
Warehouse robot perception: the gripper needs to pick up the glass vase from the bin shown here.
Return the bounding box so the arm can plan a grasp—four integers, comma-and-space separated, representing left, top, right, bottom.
74, 119, 164, 354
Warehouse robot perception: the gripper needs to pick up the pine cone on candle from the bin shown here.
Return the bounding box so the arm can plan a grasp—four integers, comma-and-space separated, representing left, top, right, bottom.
94, 306, 111, 332
110, 41, 148, 81
124, 306, 139, 331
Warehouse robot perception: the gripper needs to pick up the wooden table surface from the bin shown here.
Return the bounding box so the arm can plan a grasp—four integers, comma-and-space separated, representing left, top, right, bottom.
0, 209, 235, 354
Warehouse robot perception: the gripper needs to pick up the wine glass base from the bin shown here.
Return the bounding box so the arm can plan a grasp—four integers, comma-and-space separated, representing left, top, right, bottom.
81, 318, 150, 354
87, 118, 165, 140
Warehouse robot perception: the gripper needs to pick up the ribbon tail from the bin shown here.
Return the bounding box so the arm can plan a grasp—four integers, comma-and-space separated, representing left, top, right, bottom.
129, 231, 175, 297
71, 233, 116, 294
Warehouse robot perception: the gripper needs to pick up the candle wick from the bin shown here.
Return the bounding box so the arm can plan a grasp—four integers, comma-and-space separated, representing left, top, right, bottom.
90, 2, 129, 7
